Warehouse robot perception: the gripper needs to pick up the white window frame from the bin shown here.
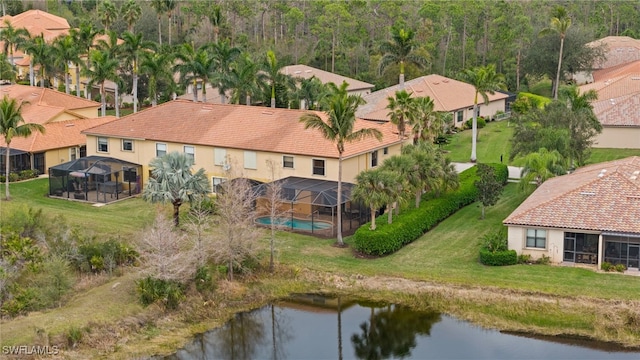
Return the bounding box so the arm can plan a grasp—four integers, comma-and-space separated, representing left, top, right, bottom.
184, 145, 195, 163
156, 143, 167, 157
214, 148, 227, 166
283, 155, 294, 169
212, 176, 226, 193
312, 158, 325, 176
69, 147, 77, 161
244, 151, 257, 170
526, 229, 547, 249
97, 137, 108, 153
122, 139, 134, 152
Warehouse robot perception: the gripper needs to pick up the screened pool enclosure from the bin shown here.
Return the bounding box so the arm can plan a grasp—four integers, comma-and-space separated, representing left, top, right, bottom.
48, 156, 142, 203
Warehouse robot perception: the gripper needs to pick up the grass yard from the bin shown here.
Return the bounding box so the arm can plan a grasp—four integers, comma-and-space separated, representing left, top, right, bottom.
587, 148, 640, 165
442, 120, 515, 164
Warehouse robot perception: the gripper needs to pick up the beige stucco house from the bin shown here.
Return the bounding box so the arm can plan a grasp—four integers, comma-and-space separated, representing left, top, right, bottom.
503, 157, 640, 270
82, 100, 408, 190
356, 74, 508, 129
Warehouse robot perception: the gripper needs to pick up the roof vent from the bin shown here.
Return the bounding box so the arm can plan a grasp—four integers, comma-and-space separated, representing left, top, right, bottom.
580, 191, 596, 196
631, 77, 640, 80
262, 111, 274, 115
631, 176, 638, 180
65, 123, 75, 127
201, 105, 213, 111
305, 70, 312, 73
432, 82, 440, 85
598, 169, 607, 177
610, 99, 615, 105
294, 71, 302, 74
442, 79, 449, 83
31, 92, 39, 96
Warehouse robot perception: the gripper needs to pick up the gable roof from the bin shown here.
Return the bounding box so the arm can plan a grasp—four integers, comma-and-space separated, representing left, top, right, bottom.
0, 117, 117, 153
504, 157, 640, 234
0, 10, 70, 31
0, 85, 100, 124
281, 65, 374, 92
83, 100, 404, 159
355, 74, 508, 121
587, 36, 640, 70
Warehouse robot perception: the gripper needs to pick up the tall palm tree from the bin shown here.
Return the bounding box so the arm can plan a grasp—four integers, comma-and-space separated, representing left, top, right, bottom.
142, 151, 210, 227
70, 21, 99, 98
539, 6, 571, 100
122, 0, 142, 32
401, 143, 438, 208
140, 48, 174, 107
51, 35, 80, 94
21, 34, 50, 87
0, 53, 16, 83
386, 90, 414, 139
0, 96, 45, 200
208, 5, 223, 43
519, 148, 566, 192
98, 0, 118, 32
150, 0, 166, 45
229, 52, 258, 106
352, 168, 397, 230
300, 84, 382, 246
460, 64, 506, 162
378, 25, 428, 88
411, 96, 445, 144
164, 0, 177, 46
121, 31, 154, 113
0, 20, 29, 66
209, 40, 241, 104
174, 43, 214, 103
84, 49, 119, 116
259, 50, 292, 108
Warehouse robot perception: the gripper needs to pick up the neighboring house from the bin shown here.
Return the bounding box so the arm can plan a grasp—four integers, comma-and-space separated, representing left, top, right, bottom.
574, 36, 640, 85
82, 99, 407, 189
0, 84, 104, 173
355, 74, 508, 129
503, 156, 640, 270
579, 61, 640, 148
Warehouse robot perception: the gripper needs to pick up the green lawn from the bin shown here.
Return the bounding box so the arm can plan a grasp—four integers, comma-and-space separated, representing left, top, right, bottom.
587, 148, 640, 164
442, 120, 515, 164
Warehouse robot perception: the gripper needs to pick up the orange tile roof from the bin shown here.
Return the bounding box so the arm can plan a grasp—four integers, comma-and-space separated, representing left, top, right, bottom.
356, 74, 508, 121
592, 94, 640, 127
0, 10, 70, 31
587, 36, 640, 70
281, 65, 374, 92
0, 85, 100, 124
83, 100, 404, 159
504, 157, 640, 233
0, 117, 117, 153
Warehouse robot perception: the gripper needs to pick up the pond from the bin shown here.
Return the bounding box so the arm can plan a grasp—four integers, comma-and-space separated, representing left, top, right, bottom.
159, 294, 640, 359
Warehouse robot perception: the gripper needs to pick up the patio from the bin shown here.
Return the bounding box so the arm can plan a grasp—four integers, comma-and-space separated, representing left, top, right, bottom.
48, 156, 142, 204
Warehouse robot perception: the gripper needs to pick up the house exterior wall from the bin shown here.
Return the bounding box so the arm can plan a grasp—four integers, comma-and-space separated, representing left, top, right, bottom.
45, 147, 75, 173
85, 135, 405, 189
451, 99, 506, 129
594, 127, 640, 149
508, 226, 603, 265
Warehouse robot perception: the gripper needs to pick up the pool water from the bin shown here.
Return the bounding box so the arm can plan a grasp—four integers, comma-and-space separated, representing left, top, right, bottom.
256, 216, 332, 231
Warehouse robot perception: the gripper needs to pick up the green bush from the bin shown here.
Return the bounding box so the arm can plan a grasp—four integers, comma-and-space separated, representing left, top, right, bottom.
66, 325, 85, 348
1, 287, 38, 316
517, 254, 533, 264
465, 117, 487, 130
76, 239, 138, 273
615, 264, 627, 272
18, 169, 39, 180
353, 164, 508, 256
479, 248, 518, 266
601, 261, 613, 271
194, 266, 216, 293
482, 229, 508, 253
136, 276, 185, 310
536, 254, 551, 265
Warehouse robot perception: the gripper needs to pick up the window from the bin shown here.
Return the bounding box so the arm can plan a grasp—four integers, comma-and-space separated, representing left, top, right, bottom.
244, 151, 257, 169
212, 177, 226, 193
457, 110, 464, 123
156, 143, 167, 157
184, 145, 195, 162
283, 155, 294, 168
69, 147, 77, 161
312, 159, 325, 176
526, 229, 546, 249
383, 147, 389, 155
371, 150, 378, 167
97, 137, 108, 152
122, 139, 133, 152
214, 148, 227, 166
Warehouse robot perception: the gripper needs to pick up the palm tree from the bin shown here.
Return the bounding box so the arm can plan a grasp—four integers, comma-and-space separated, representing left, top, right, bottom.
150, 0, 166, 45
21, 34, 50, 87
142, 151, 210, 227
293, 76, 329, 110
401, 143, 438, 208
539, 6, 571, 100
0, 53, 15, 83
0, 96, 45, 200
208, 5, 223, 43
70, 21, 99, 98
51, 35, 80, 95
411, 96, 445, 144
98, 0, 118, 32
386, 90, 414, 139
0, 20, 29, 66
122, 0, 142, 32
164, 0, 177, 46
174, 43, 214, 103
300, 84, 382, 246
259, 50, 292, 108
209, 40, 241, 104
379, 154, 413, 219
352, 169, 397, 230
229, 52, 259, 106
84, 49, 119, 116
519, 148, 566, 192
121, 32, 154, 113
460, 64, 506, 162
378, 25, 428, 88
140, 48, 174, 107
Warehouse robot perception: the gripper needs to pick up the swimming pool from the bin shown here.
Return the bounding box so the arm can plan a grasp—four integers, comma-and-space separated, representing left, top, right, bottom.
255, 216, 333, 231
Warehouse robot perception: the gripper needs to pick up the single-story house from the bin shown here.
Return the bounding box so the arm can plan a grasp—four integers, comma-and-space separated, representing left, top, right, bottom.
574, 36, 640, 85
355, 74, 508, 129
503, 156, 640, 270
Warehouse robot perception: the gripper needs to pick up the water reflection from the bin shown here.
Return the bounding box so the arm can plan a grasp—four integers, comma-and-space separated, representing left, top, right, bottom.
161, 294, 640, 360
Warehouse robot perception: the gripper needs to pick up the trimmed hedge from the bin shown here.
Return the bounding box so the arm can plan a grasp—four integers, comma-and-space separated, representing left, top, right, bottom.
479, 248, 518, 266
353, 163, 508, 256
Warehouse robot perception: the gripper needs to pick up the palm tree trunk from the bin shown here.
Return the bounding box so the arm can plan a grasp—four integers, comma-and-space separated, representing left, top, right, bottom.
415, 190, 421, 208
100, 83, 106, 117
387, 202, 392, 224
471, 99, 479, 162
370, 206, 376, 230
65, 70, 70, 94
133, 72, 138, 113
115, 83, 120, 118
157, 15, 162, 45
554, 37, 565, 100
192, 79, 198, 102
75, 66, 81, 97
336, 153, 344, 246
29, 61, 34, 86
5, 143, 11, 200
246, 94, 250, 106
173, 200, 181, 227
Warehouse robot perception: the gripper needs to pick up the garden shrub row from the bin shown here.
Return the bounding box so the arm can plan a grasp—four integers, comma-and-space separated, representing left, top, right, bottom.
0, 169, 39, 183
479, 248, 518, 266
353, 163, 508, 256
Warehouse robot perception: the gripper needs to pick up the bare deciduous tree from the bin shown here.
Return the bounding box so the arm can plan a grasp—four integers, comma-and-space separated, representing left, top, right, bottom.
137, 211, 197, 283
259, 160, 287, 273
186, 194, 214, 269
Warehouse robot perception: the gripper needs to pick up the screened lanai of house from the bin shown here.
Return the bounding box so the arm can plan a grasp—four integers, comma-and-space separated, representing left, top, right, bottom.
48, 156, 142, 204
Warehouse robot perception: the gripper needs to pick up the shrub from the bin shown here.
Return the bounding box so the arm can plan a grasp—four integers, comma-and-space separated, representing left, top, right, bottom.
465, 117, 487, 130
615, 264, 627, 273
536, 254, 551, 265
481, 229, 508, 253
8, 173, 18, 182
1, 287, 38, 316
194, 266, 216, 293
66, 325, 85, 348
517, 254, 533, 264
353, 164, 508, 256
601, 262, 613, 271
136, 276, 185, 309
76, 239, 138, 273
479, 248, 517, 266
18, 169, 38, 180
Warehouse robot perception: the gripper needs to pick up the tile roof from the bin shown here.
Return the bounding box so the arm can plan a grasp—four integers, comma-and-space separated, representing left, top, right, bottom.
592, 94, 640, 126
0, 85, 100, 124
83, 100, 404, 159
503, 156, 640, 234
0, 117, 117, 152
0, 10, 70, 31
587, 36, 640, 70
355, 74, 508, 121
281, 65, 374, 92
591, 60, 640, 83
